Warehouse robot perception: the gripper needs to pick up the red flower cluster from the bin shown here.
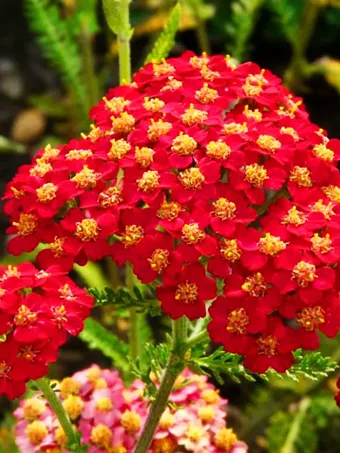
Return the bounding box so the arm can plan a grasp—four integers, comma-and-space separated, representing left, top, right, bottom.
4, 52, 340, 374
0, 263, 93, 399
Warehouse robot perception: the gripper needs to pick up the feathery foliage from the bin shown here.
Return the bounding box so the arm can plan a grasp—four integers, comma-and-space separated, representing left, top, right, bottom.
226, 0, 265, 61
144, 3, 181, 64
79, 318, 130, 373
286, 349, 338, 381
130, 342, 171, 397
88, 286, 161, 316
189, 347, 257, 384
25, 0, 89, 128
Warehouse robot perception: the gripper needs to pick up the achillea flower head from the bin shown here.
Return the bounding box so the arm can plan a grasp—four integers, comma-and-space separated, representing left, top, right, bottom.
14, 367, 248, 453
3, 52, 340, 375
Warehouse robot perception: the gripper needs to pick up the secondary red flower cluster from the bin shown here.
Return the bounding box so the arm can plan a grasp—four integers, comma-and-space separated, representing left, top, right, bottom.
0, 263, 93, 399
14, 366, 247, 453
3, 52, 340, 374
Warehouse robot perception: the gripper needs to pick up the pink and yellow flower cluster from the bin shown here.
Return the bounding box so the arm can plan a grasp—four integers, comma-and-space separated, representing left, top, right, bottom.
14, 366, 247, 453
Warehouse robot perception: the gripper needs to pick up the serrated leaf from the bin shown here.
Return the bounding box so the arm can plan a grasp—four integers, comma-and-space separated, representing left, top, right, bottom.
189, 347, 257, 383
79, 318, 129, 373
88, 286, 161, 316
144, 3, 181, 64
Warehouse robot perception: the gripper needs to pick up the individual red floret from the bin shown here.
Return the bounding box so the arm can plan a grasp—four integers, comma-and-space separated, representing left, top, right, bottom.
208, 296, 268, 354
156, 263, 217, 320
223, 266, 281, 312
243, 317, 299, 373
132, 232, 179, 284
280, 291, 340, 350
229, 161, 287, 205
209, 186, 257, 237
0, 339, 29, 399
110, 207, 157, 266
60, 208, 118, 262
6, 214, 52, 255
273, 246, 335, 303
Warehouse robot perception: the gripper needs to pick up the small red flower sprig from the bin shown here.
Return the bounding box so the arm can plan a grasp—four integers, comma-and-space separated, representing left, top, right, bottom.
3, 51, 340, 380
0, 263, 93, 399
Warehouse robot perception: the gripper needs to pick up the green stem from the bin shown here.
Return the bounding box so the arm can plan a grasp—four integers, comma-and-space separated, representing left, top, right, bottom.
129, 307, 140, 359
284, 0, 322, 89
133, 318, 187, 453
126, 265, 141, 360
189, 317, 207, 338
79, 18, 100, 108
36, 378, 83, 453
281, 398, 310, 453
195, 18, 211, 54
188, 0, 211, 53
118, 0, 132, 83
186, 330, 209, 349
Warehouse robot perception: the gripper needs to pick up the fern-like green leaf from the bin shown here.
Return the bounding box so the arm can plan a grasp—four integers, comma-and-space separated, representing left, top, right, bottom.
25, 0, 89, 127
189, 347, 256, 384
268, 0, 304, 45
88, 287, 161, 316
226, 0, 265, 61
288, 349, 338, 381
79, 318, 129, 373
129, 342, 171, 396
144, 3, 181, 64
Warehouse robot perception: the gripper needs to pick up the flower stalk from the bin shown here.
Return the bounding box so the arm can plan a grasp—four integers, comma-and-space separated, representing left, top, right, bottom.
284, 0, 323, 90
117, 0, 132, 84
133, 318, 187, 453
281, 398, 310, 453
36, 378, 83, 453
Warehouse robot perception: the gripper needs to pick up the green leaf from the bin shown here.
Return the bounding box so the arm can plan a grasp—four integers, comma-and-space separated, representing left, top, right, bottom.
88, 287, 161, 316
25, 0, 89, 127
130, 342, 170, 395
144, 3, 181, 64
79, 318, 130, 373
188, 347, 256, 384
102, 0, 133, 38
288, 349, 338, 380
0, 136, 25, 154
268, 0, 304, 45
226, 0, 265, 61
